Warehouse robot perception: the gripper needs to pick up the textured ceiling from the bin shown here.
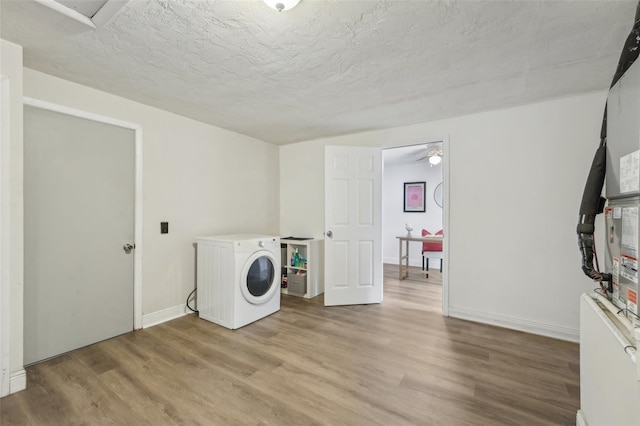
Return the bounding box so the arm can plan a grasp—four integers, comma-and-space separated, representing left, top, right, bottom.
1, 0, 637, 145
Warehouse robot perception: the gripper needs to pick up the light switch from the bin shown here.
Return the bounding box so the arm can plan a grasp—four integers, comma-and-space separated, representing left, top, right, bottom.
161, 222, 168, 234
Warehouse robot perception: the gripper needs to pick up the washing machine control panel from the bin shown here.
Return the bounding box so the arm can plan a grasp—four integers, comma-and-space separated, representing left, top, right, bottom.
234, 237, 279, 252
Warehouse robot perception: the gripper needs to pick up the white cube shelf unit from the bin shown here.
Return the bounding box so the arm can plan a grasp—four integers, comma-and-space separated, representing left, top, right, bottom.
281, 238, 324, 299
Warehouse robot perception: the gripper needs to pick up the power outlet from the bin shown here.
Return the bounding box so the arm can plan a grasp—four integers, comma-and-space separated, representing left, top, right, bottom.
161, 222, 169, 234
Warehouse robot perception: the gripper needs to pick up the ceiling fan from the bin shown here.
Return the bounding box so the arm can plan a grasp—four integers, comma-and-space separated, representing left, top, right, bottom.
416, 144, 443, 165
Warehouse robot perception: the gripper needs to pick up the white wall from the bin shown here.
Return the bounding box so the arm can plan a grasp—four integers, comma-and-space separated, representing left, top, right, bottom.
279, 141, 325, 239
280, 91, 608, 341
383, 160, 443, 266
1, 39, 25, 393
23, 70, 280, 319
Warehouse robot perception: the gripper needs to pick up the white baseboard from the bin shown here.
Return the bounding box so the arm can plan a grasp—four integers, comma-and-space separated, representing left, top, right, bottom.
142, 303, 193, 329
449, 306, 579, 342
9, 369, 26, 394
576, 410, 588, 426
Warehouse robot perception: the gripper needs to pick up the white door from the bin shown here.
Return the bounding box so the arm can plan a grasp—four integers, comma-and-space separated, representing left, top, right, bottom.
324, 146, 382, 306
24, 105, 135, 365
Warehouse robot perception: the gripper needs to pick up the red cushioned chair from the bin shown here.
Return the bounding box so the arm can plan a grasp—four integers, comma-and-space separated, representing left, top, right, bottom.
422, 229, 443, 272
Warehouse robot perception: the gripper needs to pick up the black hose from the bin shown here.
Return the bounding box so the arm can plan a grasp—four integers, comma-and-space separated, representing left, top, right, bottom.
186, 288, 198, 314
577, 145, 609, 282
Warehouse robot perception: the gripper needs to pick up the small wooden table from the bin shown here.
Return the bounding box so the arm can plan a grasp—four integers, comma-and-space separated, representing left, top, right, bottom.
396, 234, 443, 280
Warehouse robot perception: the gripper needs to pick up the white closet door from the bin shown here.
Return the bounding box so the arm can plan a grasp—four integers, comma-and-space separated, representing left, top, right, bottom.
24, 105, 135, 365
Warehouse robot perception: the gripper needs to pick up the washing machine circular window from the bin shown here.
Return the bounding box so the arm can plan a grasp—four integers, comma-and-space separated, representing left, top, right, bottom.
240, 250, 279, 305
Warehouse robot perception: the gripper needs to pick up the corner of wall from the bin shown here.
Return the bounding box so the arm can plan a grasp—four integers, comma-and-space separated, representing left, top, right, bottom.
1, 37, 25, 393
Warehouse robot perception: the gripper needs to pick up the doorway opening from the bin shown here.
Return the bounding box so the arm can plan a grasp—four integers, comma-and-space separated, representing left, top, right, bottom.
382, 141, 446, 314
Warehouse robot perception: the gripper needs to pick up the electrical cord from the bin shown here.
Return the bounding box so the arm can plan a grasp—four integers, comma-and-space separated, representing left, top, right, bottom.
609, 303, 640, 321
591, 288, 639, 316
626, 309, 640, 321
592, 288, 637, 320
186, 288, 198, 314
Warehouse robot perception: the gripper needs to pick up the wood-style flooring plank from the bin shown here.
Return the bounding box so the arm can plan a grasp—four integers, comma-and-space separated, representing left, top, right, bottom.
0, 265, 580, 425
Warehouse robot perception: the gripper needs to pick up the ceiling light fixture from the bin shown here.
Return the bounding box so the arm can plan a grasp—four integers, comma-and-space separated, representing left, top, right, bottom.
263, 0, 300, 12
428, 155, 442, 166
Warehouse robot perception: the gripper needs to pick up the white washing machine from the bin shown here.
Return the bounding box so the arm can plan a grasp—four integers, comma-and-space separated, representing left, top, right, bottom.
196, 234, 281, 329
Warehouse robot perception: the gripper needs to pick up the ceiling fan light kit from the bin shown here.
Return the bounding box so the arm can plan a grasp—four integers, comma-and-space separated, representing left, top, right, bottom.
263, 0, 301, 12
428, 155, 442, 165
414, 143, 443, 166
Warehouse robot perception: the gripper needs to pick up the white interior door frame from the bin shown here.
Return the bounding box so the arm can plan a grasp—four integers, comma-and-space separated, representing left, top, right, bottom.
384, 136, 450, 316
23, 97, 143, 329
1, 76, 11, 397
441, 135, 450, 316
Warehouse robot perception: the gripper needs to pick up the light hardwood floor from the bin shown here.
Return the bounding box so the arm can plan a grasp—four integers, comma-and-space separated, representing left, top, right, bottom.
1, 265, 579, 425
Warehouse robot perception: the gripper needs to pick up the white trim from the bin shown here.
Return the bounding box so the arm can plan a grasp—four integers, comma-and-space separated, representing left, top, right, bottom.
576, 410, 588, 426
441, 135, 450, 317
449, 306, 580, 342
9, 369, 26, 394
143, 304, 193, 329
22, 97, 143, 331
32, 0, 96, 29
134, 127, 143, 329
92, 0, 130, 27
0, 77, 10, 397
23, 98, 138, 130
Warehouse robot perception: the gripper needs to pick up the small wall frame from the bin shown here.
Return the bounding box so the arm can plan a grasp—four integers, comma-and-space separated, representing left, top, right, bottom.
403, 181, 426, 212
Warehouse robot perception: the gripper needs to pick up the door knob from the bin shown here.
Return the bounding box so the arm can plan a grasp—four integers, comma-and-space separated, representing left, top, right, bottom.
326, 230, 333, 238
123, 243, 135, 254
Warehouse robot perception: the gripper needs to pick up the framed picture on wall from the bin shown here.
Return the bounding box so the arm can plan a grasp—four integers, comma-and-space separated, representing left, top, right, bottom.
403, 182, 426, 212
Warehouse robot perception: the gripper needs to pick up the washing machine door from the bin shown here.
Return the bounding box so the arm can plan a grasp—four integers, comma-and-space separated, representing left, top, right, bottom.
240, 250, 279, 305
